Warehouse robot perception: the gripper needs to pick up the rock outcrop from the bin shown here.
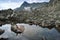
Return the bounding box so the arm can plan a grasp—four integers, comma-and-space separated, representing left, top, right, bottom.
0, 29, 5, 35
11, 24, 25, 36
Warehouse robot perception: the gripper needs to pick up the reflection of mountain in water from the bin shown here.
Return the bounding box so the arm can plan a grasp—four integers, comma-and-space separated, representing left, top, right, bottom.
0, 23, 60, 40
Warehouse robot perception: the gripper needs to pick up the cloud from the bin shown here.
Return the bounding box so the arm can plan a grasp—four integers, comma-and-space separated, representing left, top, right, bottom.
27, 0, 50, 3
0, 0, 50, 10
0, 2, 23, 10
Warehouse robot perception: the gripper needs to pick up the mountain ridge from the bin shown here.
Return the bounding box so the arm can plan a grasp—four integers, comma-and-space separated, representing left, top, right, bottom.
15, 1, 49, 11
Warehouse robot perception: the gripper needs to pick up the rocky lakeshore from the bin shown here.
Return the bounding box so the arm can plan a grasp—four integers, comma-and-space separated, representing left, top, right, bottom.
0, 0, 60, 40
0, 0, 60, 31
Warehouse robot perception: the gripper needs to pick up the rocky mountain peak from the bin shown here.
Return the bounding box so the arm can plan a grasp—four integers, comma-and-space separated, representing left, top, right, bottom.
22, 1, 30, 6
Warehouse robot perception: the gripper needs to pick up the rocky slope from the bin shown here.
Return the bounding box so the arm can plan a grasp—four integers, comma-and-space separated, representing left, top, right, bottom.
0, 0, 60, 29
14, 0, 60, 28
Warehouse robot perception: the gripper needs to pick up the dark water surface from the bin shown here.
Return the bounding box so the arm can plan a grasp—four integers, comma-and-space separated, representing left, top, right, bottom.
0, 23, 60, 40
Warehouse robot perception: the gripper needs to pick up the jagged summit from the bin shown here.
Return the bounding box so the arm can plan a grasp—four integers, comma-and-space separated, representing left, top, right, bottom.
22, 1, 30, 6
15, 1, 48, 11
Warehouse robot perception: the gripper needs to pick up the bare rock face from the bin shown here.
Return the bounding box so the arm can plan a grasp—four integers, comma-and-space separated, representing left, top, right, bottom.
49, 0, 60, 5
11, 24, 25, 36
0, 29, 5, 35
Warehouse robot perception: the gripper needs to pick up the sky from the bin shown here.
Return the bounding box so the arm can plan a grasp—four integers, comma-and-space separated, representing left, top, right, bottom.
0, 0, 50, 10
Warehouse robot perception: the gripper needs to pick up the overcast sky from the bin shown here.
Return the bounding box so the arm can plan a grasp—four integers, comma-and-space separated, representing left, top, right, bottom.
0, 0, 50, 10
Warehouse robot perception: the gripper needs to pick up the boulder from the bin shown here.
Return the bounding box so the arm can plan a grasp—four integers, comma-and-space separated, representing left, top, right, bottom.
11, 24, 25, 36
0, 29, 5, 35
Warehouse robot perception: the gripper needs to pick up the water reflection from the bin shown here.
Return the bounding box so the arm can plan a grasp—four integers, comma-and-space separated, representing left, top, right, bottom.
0, 23, 60, 40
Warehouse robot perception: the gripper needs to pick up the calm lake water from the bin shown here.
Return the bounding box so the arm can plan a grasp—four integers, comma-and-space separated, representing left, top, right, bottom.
0, 23, 60, 40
